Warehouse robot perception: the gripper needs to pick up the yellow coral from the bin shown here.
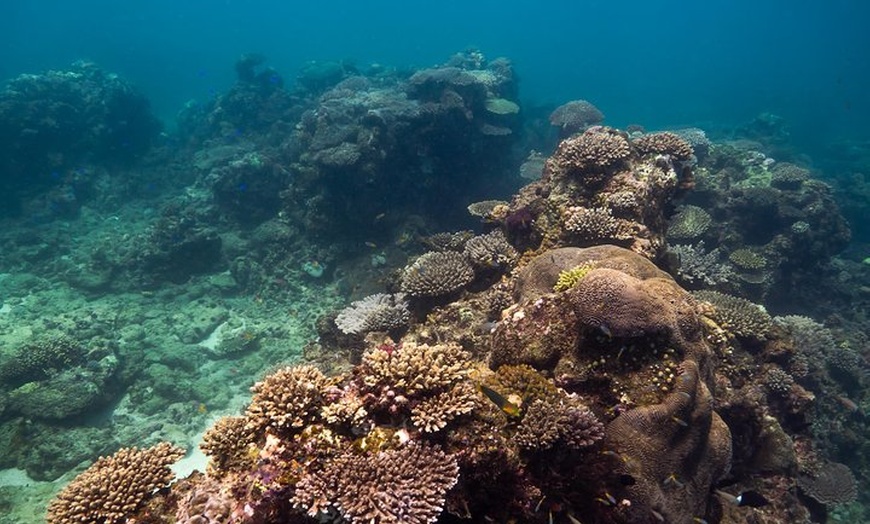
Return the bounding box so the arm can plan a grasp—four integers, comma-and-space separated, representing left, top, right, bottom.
553, 263, 595, 292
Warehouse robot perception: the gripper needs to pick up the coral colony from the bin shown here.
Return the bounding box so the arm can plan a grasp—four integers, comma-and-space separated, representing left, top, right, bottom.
0, 50, 866, 524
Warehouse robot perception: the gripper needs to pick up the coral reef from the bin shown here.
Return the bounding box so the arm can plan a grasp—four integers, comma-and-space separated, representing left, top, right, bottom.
502, 126, 693, 258
0, 61, 161, 216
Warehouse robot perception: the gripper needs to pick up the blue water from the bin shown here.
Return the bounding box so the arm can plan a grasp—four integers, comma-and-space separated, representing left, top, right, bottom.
2, 0, 867, 157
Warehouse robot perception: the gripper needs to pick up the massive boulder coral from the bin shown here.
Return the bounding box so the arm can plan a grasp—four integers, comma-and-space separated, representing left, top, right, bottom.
504, 126, 693, 258
491, 245, 732, 521
603, 360, 732, 523
493, 245, 711, 378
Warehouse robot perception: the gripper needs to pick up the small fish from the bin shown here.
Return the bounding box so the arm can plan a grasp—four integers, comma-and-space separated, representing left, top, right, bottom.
479, 384, 521, 417
365, 241, 378, 249
693, 518, 709, 524
598, 323, 613, 338
671, 415, 689, 427
566, 513, 583, 524
664, 473, 685, 488
715, 489, 769, 508
373, 212, 386, 222
650, 509, 665, 522
835, 395, 860, 413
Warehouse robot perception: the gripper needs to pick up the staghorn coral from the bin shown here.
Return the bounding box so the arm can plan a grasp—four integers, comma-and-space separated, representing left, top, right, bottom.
293, 441, 459, 524
200, 415, 257, 475
603, 360, 731, 523
47, 442, 185, 524
797, 462, 858, 506
666, 205, 712, 241
400, 251, 475, 297
548, 100, 605, 135
245, 364, 329, 435
334, 293, 410, 335
463, 229, 518, 270
632, 131, 694, 161
693, 290, 773, 340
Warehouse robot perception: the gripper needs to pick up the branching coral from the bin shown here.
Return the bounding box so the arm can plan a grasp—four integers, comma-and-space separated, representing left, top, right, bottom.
514, 396, 604, 451
47, 442, 185, 524
562, 206, 632, 242
693, 290, 773, 340
668, 242, 734, 287
547, 127, 631, 177
200, 415, 257, 475
293, 441, 459, 524
553, 263, 596, 292
334, 293, 410, 335
245, 364, 329, 435
400, 251, 475, 297
666, 205, 712, 241
632, 131, 694, 161
463, 229, 518, 270
360, 341, 471, 398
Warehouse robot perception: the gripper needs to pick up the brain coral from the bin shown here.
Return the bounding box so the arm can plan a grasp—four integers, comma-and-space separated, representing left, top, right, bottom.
47, 442, 185, 524
603, 360, 732, 523
493, 245, 712, 377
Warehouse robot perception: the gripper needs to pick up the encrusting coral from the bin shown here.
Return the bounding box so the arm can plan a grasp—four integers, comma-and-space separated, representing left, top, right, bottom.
46, 442, 185, 524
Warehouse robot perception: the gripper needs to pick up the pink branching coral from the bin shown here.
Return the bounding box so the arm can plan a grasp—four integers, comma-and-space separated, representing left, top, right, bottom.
293, 441, 460, 524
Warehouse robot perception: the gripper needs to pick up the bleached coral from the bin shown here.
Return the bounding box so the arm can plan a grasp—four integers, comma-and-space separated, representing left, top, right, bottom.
335, 293, 410, 335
